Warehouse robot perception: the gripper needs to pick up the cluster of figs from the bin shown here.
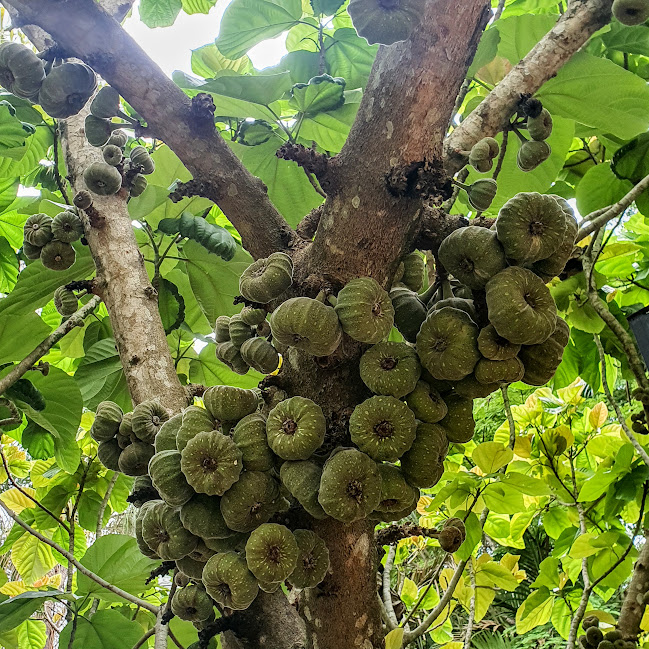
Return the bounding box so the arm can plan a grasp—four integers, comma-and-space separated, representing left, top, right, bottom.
580, 616, 638, 649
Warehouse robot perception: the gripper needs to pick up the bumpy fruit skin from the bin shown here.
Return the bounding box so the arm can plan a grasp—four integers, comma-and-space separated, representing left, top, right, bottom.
84, 162, 123, 196
0, 43, 45, 100
53, 286, 78, 316
51, 211, 84, 244
40, 241, 76, 271
440, 394, 475, 444
519, 316, 570, 385
400, 423, 448, 488
73, 190, 93, 210
132, 400, 169, 444
214, 315, 231, 343
102, 144, 123, 167
347, 0, 425, 45
154, 413, 182, 453
177, 406, 217, 452
280, 460, 328, 519
270, 297, 342, 356
130, 145, 155, 175
24, 214, 53, 247
349, 396, 417, 462
527, 108, 553, 141
405, 380, 448, 423
180, 493, 232, 540
318, 448, 381, 522
141, 500, 199, 560
148, 449, 195, 507
97, 439, 121, 471
374, 463, 419, 521
85, 115, 114, 147
232, 413, 275, 472
118, 441, 155, 476
290, 529, 330, 588
203, 385, 258, 423
220, 471, 280, 532
203, 552, 259, 610
467, 178, 498, 211
474, 357, 524, 386
171, 585, 214, 622
516, 140, 551, 172
266, 396, 325, 460
496, 192, 567, 264
239, 337, 280, 374
416, 307, 480, 381
530, 196, 578, 281
334, 277, 394, 344
359, 342, 421, 398
245, 523, 298, 583
38, 62, 97, 119
454, 374, 499, 399
136, 503, 160, 559
129, 174, 148, 197
91, 401, 123, 442
22, 240, 42, 260
216, 341, 250, 375
390, 286, 426, 343
203, 533, 248, 553
239, 252, 293, 303
469, 137, 499, 172
438, 227, 507, 290
428, 297, 477, 320
401, 252, 426, 292
477, 324, 521, 361
438, 525, 464, 553
485, 267, 557, 345
228, 314, 254, 348
176, 555, 208, 581
613, 0, 649, 24
107, 129, 128, 148
181, 430, 243, 496
90, 86, 121, 119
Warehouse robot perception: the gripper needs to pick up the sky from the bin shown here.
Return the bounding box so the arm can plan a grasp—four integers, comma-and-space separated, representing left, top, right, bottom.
123, 0, 288, 76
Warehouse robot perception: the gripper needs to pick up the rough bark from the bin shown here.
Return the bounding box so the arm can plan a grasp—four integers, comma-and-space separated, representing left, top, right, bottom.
60, 110, 188, 412
302, 0, 491, 286
5, 0, 294, 260
444, 0, 614, 174
301, 520, 381, 649
618, 534, 649, 641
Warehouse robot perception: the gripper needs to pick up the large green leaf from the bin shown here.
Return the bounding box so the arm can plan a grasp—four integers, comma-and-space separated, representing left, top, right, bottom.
299, 99, 360, 152
290, 75, 346, 116
215, 0, 303, 59
16, 619, 46, 649
20, 367, 83, 474
538, 53, 649, 140
602, 22, 649, 56
191, 44, 253, 78
324, 28, 377, 90
0, 591, 66, 633
0, 103, 31, 152
11, 533, 55, 584
184, 240, 252, 323
230, 136, 322, 226
59, 610, 144, 649
0, 126, 51, 178
0, 244, 94, 317
76, 534, 159, 601
181, 0, 216, 14
139, 0, 182, 27
576, 163, 633, 216
0, 236, 18, 292
74, 339, 131, 411
0, 312, 50, 363
189, 343, 263, 388
494, 13, 557, 64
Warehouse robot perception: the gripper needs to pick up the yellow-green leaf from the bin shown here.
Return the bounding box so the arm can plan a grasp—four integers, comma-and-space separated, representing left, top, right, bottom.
11, 534, 55, 585
0, 488, 36, 514
472, 442, 513, 474
400, 577, 418, 607
385, 627, 404, 649
589, 402, 608, 430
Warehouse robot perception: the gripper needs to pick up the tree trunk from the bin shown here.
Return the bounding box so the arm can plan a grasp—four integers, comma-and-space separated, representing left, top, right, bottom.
618, 533, 649, 641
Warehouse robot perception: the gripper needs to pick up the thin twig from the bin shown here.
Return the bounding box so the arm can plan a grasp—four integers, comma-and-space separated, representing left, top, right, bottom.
566, 504, 591, 649
501, 386, 516, 450
595, 335, 649, 468
0, 295, 101, 397
96, 472, 118, 537
167, 626, 184, 649
463, 561, 476, 649
0, 446, 71, 533
53, 121, 71, 205
493, 0, 506, 21
382, 545, 399, 627
577, 171, 649, 241
132, 628, 155, 649
492, 128, 508, 182
0, 498, 159, 614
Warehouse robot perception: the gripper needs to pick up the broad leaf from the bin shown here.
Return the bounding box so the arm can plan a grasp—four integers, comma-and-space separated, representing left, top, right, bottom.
59, 609, 144, 649
0, 591, 66, 633
139, 0, 182, 27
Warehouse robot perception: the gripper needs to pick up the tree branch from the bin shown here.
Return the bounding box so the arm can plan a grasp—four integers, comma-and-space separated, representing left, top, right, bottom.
444, 0, 613, 175
594, 334, 649, 468
617, 531, 649, 641
566, 504, 591, 649
501, 386, 516, 450
0, 497, 159, 614
382, 545, 399, 628
4, 0, 294, 260
0, 295, 101, 398
577, 170, 649, 241
463, 561, 476, 649
96, 472, 119, 537
402, 559, 468, 645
